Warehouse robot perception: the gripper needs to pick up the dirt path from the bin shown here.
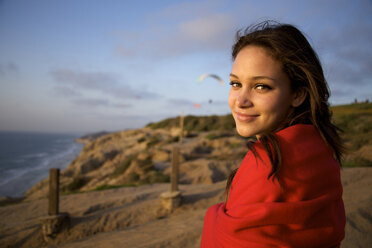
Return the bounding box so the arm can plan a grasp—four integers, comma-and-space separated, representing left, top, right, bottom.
1, 168, 371, 248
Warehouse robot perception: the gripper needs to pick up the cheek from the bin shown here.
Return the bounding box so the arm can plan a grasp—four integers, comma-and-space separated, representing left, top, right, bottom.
262, 94, 291, 116
253, 93, 280, 115
228, 90, 236, 110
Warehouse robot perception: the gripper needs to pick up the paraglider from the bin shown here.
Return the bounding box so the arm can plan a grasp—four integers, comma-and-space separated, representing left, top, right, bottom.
197, 73, 224, 86
193, 73, 224, 110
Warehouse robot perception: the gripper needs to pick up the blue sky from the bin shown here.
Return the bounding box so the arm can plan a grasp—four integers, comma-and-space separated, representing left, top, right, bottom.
0, 0, 371, 134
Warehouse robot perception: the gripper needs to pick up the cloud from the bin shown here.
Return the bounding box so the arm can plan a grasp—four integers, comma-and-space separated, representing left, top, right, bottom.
52, 86, 82, 97
176, 14, 235, 49
113, 1, 236, 58
329, 88, 352, 98
50, 69, 159, 99
72, 98, 110, 107
168, 97, 227, 107
318, 22, 372, 90
71, 97, 132, 109
115, 44, 137, 58
0, 62, 19, 75
148, 0, 227, 22
168, 98, 195, 106
50, 69, 119, 91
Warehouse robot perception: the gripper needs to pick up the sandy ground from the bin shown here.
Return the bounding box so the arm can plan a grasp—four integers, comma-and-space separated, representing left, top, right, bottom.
0, 167, 371, 248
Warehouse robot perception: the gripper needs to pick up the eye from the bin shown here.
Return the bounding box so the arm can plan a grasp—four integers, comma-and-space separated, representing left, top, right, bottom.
229, 81, 241, 88
255, 84, 272, 91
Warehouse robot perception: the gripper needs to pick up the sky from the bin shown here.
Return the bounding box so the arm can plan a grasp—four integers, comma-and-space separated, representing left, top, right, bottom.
0, 0, 371, 134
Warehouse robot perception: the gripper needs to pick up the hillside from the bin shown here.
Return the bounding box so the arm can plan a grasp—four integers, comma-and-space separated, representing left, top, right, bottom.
24, 123, 246, 200
24, 103, 371, 199
331, 102, 372, 167
147, 103, 372, 167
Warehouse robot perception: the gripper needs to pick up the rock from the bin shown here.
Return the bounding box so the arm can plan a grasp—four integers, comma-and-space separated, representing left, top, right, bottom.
152, 149, 170, 163
355, 145, 372, 161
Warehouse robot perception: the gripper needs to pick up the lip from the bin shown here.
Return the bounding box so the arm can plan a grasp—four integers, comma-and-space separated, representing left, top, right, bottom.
235, 112, 259, 122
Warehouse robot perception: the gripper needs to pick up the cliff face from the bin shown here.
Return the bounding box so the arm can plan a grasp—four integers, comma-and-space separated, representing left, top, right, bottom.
24, 103, 372, 200
24, 126, 247, 200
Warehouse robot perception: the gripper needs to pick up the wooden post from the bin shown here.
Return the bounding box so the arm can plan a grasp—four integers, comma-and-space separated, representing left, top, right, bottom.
160, 145, 182, 211
48, 168, 59, 216
41, 168, 70, 241
179, 111, 184, 144
170, 146, 179, 192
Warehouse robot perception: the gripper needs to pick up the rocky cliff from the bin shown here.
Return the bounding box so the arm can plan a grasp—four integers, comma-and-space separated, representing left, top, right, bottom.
24, 103, 372, 200
24, 117, 247, 200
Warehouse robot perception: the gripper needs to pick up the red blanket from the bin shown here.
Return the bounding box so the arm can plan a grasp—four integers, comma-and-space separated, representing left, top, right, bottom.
201, 124, 345, 247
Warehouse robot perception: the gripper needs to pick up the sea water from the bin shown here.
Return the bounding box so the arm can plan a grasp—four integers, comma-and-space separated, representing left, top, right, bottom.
0, 131, 84, 197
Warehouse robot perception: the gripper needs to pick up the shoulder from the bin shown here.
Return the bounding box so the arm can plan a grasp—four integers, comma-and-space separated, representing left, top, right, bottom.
275, 124, 331, 162
274, 124, 339, 173
229, 124, 341, 204
275, 124, 342, 200
275, 124, 331, 155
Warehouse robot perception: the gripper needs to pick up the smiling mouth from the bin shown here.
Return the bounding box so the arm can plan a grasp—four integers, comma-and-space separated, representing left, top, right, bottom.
236, 113, 259, 122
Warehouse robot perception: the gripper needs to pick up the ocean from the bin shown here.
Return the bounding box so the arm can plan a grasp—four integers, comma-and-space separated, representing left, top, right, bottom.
0, 131, 84, 198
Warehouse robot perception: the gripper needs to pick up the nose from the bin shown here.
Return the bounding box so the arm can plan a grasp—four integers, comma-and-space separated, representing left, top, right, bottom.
236, 89, 253, 108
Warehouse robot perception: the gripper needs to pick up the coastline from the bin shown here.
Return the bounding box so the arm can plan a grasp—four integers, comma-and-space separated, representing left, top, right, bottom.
74, 138, 91, 145
0, 132, 84, 198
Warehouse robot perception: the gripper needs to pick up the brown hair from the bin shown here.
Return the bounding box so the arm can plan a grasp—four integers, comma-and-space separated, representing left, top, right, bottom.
225, 21, 344, 200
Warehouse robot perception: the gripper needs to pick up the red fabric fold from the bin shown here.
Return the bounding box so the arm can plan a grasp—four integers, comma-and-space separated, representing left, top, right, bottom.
201, 124, 345, 247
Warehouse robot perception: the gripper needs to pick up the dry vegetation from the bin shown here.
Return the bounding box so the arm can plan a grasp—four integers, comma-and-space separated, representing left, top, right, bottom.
332, 102, 372, 167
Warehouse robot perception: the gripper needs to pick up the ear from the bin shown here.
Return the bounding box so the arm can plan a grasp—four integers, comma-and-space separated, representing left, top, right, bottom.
291, 88, 307, 107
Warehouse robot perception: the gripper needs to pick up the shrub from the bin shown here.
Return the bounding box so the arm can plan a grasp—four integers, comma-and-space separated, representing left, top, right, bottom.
64, 176, 87, 192
343, 157, 372, 167
146, 135, 161, 148
166, 136, 179, 143
142, 170, 170, 184
127, 172, 140, 182
92, 184, 137, 191
145, 114, 235, 132
228, 142, 242, 149
137, 157, 153, 168
206, 131, 232, 140
111, 154, 137, 178
103, 149, 119, 160
93, 184, 122, 191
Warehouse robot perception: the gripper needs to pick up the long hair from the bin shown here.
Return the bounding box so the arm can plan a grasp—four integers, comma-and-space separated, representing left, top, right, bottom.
225, 21, 344, 200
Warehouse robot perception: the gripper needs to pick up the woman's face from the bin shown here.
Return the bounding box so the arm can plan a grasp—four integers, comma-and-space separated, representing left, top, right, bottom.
229, 45, 297, 138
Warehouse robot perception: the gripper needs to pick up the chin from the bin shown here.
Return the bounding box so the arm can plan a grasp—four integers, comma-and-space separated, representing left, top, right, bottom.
236, 126, 256, 138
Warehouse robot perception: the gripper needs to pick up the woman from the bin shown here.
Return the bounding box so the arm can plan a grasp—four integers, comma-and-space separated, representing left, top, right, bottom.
201, 21, 346, 247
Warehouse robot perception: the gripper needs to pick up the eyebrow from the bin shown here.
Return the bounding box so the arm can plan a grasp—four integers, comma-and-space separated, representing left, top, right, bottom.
229, 73, 275, 81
